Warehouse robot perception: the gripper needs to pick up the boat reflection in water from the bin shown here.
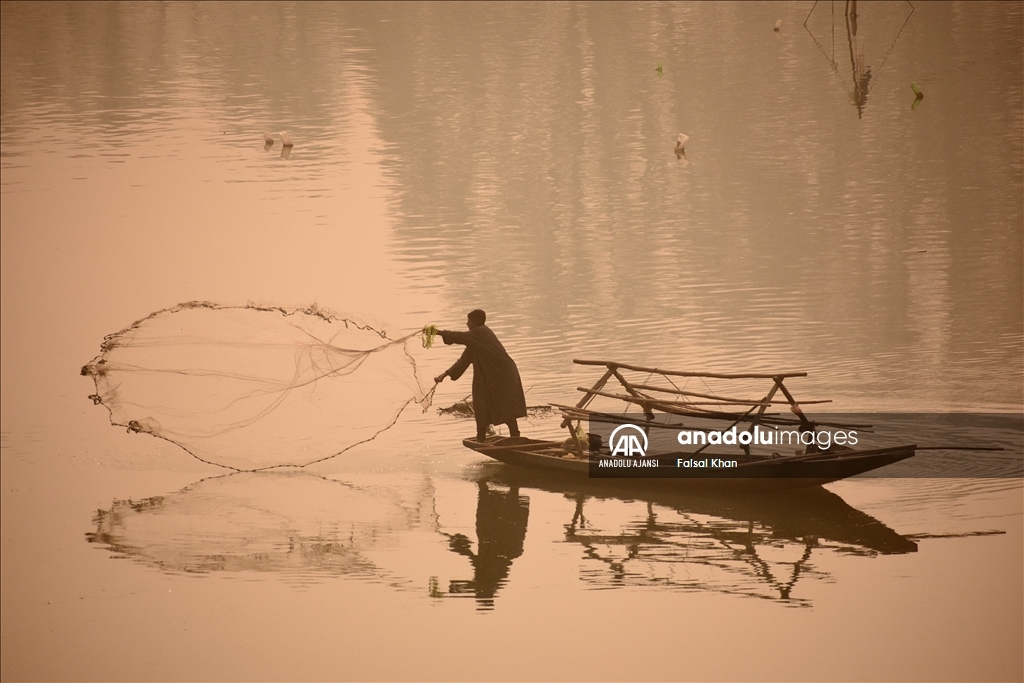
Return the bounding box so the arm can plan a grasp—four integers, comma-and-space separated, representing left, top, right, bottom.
442, 463, 917, 609
86, 466, 916, 609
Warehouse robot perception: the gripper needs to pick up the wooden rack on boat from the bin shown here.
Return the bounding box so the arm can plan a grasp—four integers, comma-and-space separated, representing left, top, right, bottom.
552, 359, 869, 459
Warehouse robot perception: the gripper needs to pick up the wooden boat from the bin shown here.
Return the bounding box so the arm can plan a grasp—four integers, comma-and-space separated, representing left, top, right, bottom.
462, 359, 917, 491
463, 436, 915, 491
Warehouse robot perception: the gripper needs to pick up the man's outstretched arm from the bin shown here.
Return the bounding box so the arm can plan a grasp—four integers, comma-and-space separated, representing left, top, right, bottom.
435, 347, 471, 383
438, 329, 473, 346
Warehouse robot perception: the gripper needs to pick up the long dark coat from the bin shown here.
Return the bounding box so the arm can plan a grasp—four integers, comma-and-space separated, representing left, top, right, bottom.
440, 326, 527, 427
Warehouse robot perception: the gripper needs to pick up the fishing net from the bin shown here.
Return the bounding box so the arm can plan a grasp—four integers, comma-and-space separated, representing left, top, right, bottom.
82, 301, 436, 471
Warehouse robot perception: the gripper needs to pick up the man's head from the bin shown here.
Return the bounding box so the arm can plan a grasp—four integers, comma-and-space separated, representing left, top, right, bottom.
466, 309, 486, 329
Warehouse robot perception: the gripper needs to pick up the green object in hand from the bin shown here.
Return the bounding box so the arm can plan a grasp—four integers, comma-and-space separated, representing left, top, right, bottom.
422, 324, 439, 349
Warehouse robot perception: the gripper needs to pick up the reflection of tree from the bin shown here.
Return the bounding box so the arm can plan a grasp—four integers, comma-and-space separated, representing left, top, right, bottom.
445, 481, 529, 610
0, 3, 363, 153
846, 1, 873, 118
804, 0, 914, 118
472, 463, 916, 607
356, 3, 705, 332
6, 3, 1019, 406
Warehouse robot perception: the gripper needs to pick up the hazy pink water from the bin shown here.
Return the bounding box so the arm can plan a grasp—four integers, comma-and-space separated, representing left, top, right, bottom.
2, 3, 1021, 680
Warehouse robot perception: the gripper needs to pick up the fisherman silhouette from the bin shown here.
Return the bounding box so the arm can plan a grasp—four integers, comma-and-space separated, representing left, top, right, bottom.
433, 309, 527, 441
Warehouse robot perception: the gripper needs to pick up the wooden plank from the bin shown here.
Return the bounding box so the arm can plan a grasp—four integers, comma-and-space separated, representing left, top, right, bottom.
611, 368, 654, 419
573, 387, 768, 421
577, 387, 770, 409
557, 397, 871, 430
627, 384, 771, 405
551, 404, 694, 430
573, 359, 807, 380
750, 378, 783, 431
775, 379, 812, 430
475, 442, 567, 453
631, 383, 832, 405
551, 404, 695, 430
562, 366, 616, 428
575, 366, 616, 409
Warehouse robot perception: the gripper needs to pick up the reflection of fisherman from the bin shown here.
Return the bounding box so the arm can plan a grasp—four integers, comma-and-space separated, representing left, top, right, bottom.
447, 481, 530, 606
433, 309, 527, 442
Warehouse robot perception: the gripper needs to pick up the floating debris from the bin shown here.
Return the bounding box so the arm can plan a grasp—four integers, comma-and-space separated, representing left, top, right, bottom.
774, 19, 782, 31
675, 133, 690, 164
674, 133, 689, 159
263, 131, 294, 147
911, 83, 924, 110
439, 397, 475, 417
439, 397, 552, 418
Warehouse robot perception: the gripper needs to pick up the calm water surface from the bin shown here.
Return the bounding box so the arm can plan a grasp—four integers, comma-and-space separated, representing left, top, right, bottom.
2, 2, 1021, 681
